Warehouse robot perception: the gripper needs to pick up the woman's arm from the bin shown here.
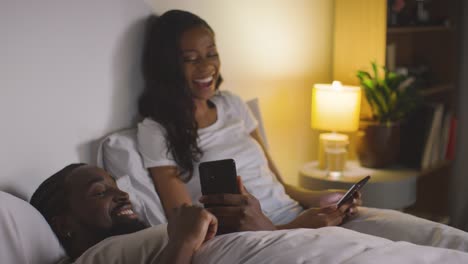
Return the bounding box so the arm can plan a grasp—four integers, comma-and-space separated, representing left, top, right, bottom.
149, 166, 193, 219
250, 129, 362, 210
249, 129, 324, 208
201, 177, 353, 231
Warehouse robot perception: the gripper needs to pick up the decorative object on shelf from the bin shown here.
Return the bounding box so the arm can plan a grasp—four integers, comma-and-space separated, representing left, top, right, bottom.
356, 62, 421, 168
416, 0, 430, 24
311, 81, 361, 178
388, 0, 406, 26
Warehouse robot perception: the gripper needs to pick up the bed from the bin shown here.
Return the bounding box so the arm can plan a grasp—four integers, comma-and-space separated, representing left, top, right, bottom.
2, 99, 468, 263
2, 190, 468, 264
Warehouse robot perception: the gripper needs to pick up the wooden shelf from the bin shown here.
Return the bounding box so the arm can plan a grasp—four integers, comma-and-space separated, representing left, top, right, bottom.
404, 207, 450, 224
388, 25, 451, 34
420, 159, 453, 176
420, 84, 454, 96
384, 0, 461, 224
407, 159, 454, 220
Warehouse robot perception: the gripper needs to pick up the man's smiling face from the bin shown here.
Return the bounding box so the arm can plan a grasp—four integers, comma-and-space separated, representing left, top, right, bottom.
65, 165, 146, 237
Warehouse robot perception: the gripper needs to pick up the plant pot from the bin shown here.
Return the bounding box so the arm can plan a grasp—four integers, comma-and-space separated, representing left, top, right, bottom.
356, 120, 400, 168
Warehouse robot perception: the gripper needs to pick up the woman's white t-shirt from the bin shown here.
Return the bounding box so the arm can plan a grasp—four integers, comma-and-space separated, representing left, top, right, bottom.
137, 90, 302, 225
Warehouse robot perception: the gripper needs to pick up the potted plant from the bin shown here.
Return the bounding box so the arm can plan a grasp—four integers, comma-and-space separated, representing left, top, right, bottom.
356, 62, 421, 168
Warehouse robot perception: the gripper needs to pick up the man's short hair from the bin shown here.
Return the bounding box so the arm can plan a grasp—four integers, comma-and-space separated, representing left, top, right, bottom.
30, 163, 86, 223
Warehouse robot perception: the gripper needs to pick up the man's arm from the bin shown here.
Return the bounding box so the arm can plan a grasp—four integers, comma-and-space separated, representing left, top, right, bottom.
158, 205, 218, 264
158, 241, 196, 264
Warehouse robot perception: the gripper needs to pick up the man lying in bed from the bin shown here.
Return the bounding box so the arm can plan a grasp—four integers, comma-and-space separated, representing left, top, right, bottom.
30, 163, 468, 263
30, 163, 218, 263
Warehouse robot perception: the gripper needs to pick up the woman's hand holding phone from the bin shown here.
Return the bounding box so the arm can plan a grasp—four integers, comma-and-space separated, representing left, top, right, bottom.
318, 176, 369, 217
280, 203, 353, 229
314, 177, 369, 218
199, 176, 276, 233
199, 159, 275, 233
317, 190, 362, 216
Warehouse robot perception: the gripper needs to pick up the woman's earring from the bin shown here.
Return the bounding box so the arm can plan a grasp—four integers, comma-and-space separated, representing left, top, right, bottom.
66, 231, 73, 239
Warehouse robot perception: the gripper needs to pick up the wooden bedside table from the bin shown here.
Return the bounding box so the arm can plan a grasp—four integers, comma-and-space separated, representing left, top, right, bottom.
299, 161, 420, 210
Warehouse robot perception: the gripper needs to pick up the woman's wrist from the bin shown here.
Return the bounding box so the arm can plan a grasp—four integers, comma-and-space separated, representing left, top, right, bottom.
284, 184, 322, 208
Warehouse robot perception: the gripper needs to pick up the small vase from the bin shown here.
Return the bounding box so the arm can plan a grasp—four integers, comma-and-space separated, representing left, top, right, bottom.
356, 120, 400, 168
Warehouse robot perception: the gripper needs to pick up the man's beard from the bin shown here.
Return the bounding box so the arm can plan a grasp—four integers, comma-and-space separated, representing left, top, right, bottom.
107, 218, 149, 237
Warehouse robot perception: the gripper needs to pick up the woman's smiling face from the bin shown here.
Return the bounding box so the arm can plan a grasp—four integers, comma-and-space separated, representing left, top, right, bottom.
179, 25, 221, 102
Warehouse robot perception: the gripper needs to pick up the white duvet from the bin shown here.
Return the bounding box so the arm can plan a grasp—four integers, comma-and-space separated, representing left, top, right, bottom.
71, 219, 468, 264
193, 227, 468, 264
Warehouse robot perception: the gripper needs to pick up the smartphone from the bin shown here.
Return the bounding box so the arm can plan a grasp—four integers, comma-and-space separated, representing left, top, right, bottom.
199, 159, 239, 195
336, 175, 370, 207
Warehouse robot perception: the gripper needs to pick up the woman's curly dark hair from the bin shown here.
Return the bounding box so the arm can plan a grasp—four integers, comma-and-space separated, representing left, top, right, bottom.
139, 10, 222, 181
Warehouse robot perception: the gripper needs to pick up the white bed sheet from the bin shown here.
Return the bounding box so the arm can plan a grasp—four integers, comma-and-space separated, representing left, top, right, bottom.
67, 224, 468, 264
342, 207, 468, 251
194, 227, 468, 264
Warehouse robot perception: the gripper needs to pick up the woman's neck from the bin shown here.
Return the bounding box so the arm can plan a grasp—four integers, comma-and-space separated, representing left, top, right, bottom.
193, 99, 217, 129
193, 99, 210, 115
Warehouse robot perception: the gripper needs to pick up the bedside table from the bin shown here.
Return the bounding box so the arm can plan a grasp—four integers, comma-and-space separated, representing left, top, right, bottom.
299, 161, 419, 210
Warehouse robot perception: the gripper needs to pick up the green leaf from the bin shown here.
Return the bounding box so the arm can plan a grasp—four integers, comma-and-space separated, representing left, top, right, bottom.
356, 61, 423, 123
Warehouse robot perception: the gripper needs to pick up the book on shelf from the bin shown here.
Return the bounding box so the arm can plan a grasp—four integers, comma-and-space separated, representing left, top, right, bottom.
439, 112, 452, 162
399, 104, 435, 169
386, 42, 396, 71
399, 103, 454, 170
446, 117, 458, 160
421, 104, 444, 169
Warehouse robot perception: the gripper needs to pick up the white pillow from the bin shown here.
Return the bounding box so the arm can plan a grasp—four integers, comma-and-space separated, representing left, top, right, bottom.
0, 191, 66, 264
97, 129, 167, 226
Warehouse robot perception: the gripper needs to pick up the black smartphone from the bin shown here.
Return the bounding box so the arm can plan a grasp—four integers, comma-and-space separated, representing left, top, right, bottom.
199, 159, 239, 195
336, 175, 371, 208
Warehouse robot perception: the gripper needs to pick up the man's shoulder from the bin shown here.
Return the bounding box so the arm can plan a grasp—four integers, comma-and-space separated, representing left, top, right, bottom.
73, 225, 168, 264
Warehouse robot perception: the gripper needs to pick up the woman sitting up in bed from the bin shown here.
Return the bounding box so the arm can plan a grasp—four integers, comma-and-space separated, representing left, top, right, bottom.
137, 9, 468, 250
137, 9, 358, 233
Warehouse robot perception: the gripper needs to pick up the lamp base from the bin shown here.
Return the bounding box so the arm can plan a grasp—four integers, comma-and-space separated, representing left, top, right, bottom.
318, 133, 349, 177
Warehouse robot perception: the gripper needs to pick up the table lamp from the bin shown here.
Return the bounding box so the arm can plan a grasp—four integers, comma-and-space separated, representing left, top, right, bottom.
311, 81, 361, 177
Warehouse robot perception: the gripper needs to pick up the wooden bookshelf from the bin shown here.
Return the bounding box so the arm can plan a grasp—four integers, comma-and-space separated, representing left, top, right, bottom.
420, 84, 454, 96
386, 0, 462, 221
420, 159, 453, 176
404, 159, 453, 221
333, 0, 461, 222
388, 25, 452, 34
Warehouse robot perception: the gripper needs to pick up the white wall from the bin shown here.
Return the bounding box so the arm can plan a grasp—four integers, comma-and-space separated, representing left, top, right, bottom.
149, 0, 334, 184
0, 0, 151, 199
0, 0, 334, 199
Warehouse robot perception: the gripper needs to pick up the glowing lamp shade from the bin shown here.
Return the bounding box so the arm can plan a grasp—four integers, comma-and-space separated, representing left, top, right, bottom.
311, 81, 361, 132
311, 81, 361, 176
